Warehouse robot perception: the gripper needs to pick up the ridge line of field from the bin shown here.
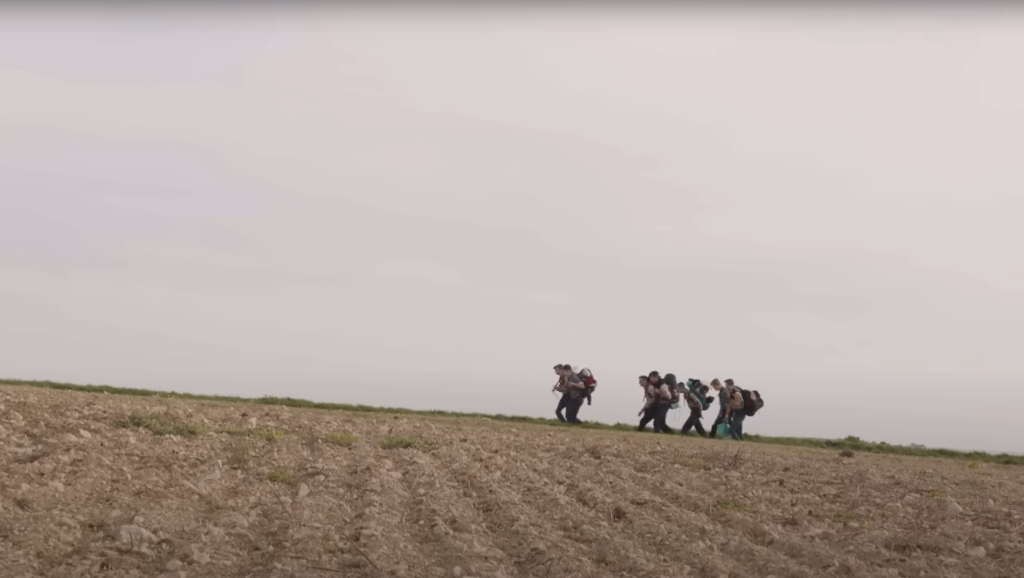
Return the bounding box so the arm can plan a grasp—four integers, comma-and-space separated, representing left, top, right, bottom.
3, 378, 1021, 466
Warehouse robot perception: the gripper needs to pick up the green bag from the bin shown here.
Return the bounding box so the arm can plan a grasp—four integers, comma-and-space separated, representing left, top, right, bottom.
716, 423, 731, 437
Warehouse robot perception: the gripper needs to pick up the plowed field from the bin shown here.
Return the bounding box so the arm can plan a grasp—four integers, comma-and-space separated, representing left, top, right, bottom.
1, 385, 1022, 578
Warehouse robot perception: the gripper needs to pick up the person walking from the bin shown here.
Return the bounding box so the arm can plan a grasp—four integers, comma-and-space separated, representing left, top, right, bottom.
648, 371, 674, 434
552, 364, 571, 423
681, 383, 712, 437
724, 379, 746, 441
636, 375, 657, 431
562, 365, 588, 424
707, 378, 730, 438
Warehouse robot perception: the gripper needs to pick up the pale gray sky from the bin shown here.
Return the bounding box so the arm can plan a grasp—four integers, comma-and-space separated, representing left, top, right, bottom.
2, 6, 1022, 453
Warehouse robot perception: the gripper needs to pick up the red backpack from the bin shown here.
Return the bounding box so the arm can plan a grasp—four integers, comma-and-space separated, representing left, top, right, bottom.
577, 368, 597, 389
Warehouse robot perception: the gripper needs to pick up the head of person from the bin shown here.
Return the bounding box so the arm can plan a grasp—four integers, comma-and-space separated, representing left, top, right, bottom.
648, 371, 661, 385
553, 364, 563, 376
698, 385, 710, 395
710, 378, 722, 390
663, 374, 678, 387
638, 375, 649, 388
559, 364, 574, 376
724, 378, 735, 390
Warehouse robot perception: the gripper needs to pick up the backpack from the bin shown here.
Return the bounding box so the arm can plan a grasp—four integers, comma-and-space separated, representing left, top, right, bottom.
576, 368, 597, 397
685, 388, 712, 411
577, 368, 597, 388
685, 380, 711, 409
663, 374, 680, 404
740, 388, 764, 417
686, 379, 703, 394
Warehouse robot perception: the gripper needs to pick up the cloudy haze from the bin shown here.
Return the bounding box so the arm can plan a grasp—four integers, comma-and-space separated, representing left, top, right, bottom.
2, 6, 1021, 453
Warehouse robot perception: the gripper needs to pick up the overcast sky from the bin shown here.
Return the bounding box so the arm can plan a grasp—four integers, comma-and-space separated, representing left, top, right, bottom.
1, 6, 1021, 453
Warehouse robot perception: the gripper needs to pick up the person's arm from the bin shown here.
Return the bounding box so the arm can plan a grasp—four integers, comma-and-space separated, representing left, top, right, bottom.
567, 376, 586, 390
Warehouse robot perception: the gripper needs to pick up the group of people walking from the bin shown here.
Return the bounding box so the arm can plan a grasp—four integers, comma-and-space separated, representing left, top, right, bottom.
550, 365, 763, 440
637, 372, 761, 440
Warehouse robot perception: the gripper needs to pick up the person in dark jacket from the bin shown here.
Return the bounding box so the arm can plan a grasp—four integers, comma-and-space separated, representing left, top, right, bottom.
561, 365, 588, 424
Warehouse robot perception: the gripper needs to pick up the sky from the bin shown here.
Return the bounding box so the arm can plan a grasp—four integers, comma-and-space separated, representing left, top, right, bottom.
1, 6, 1022, 453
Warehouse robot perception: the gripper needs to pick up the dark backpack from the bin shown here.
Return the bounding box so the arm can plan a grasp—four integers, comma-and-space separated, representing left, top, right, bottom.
740, 388, 764, 417
663, 374, 680, 405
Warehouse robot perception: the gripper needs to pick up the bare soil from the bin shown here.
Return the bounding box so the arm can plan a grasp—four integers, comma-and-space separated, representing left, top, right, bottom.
1, 385, 1022, 578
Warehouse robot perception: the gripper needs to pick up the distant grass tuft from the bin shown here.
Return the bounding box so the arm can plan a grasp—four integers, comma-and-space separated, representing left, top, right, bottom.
326, 432, 358, 447
268, 467, 296, 484
118, 414, 205, 437
226, 441, 251, 469
381, 435, 435, 451
6, 378, 1022, 466
716, 499, 749, 512
252, 428, 286, 442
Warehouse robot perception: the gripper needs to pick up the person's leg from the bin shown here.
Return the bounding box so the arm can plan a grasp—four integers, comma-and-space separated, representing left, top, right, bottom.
566, 396, 584, 424
682, 408, 703, 435
555, 394, 569, 423
693, 409, 707, 437
730, 413, 745, 440
709, 409, 726, 438
680, 409, 696, 434
637, 407, 656, 431
585, 389, 593, 406
654, 404, 673, 433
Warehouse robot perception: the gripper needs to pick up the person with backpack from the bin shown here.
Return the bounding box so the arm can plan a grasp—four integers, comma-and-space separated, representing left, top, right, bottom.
560, 364, 589, 424
707, 378, 730, 438
681, 383, 713, 437
723, 379, 746, 441
647, 371, 674, 433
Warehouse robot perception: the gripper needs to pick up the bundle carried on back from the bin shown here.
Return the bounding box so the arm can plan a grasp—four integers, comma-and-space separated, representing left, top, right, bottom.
576, 367, 598, 399
739, 388, 764, 416
663, 374, 681, 408
686, 379, 712, 410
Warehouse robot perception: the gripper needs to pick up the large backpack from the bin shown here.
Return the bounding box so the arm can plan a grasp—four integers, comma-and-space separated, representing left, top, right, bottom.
576, 368, 597, 397
740, 388, 764, 417
685, 379, 711, 410
686, 388, 712, 411
663, 374, 680, 405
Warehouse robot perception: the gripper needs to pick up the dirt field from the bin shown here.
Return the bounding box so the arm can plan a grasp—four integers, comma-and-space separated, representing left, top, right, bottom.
1, 385, 1022, 578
